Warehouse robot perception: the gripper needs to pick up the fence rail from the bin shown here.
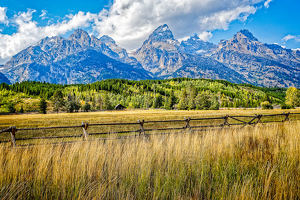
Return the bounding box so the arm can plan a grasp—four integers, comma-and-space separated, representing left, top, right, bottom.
0, 112, 299, 147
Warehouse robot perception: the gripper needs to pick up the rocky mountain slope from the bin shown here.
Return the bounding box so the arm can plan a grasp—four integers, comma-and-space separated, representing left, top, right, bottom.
0, 30, 152, 84
210, 30, 300, 87
133, 24, 246, 83
0, 71, 10, 84
132, 26, 300, 87
0, 26, 299, 87
179, 34, 216, 55
133, 24, 184, 76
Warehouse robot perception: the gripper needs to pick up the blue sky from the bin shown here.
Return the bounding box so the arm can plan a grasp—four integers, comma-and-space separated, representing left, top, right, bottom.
0, 0, 299, 63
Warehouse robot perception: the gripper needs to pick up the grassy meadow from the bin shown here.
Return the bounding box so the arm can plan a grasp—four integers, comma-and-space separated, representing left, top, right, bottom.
1, 108, 300, 128
0, 108, 300, 144
0, 109, 299, 199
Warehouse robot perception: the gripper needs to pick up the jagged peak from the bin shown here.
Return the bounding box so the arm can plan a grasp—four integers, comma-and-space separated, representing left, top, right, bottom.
235, 29, 258, 41
99, 35, 116, 44
153, 24, 170, 33
39, 35, 63, 44
68, 29, 90, 40
147, 24, 175, 42
190, 34, 200, 40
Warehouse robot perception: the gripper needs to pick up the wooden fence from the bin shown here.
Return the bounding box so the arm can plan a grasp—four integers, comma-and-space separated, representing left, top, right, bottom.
0, 112, 299, 147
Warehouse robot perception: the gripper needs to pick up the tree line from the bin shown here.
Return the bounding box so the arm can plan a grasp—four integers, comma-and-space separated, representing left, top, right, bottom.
0, 78, 299, 114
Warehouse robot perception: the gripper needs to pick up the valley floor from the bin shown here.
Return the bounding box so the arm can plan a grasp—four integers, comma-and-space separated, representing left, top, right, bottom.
1, 108, 300, 128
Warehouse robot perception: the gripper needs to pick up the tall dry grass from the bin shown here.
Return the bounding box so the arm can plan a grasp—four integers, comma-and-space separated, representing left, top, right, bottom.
0, 122, 299, 199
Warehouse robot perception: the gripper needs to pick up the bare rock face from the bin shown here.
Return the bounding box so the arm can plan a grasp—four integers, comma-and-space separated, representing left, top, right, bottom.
132, 24, 243, 83
210, 30, 300, 87
0, 29, 152, 84
133, 24, 185, 76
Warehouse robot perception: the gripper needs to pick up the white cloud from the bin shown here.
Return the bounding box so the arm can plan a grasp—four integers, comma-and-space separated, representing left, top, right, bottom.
0, 10, 97, 63
0, 7, 8, 24
40, 10, 47, 20
282, 34, 300, 42
198, 31, 213, 41
264, 0, 272, 8
94, 0, 265, 49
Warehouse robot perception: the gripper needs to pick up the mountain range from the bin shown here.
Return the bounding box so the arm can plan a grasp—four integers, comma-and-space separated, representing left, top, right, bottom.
0, 25, 299, 87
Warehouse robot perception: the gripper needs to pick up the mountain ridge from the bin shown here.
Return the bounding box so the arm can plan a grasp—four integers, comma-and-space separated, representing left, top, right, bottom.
0, 26, 299, 87
0, 29, 152, 84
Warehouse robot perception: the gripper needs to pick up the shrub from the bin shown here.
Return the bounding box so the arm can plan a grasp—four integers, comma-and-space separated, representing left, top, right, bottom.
281, 103, 293, 109
261, 101, 273, 109
83, 102, 91, 112
66, 100, 80, 113
7, 103, 16, 113
20, 106, 24, 113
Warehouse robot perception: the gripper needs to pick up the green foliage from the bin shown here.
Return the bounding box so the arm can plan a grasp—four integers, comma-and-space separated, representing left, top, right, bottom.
0, 78, 287, 113
52, 90, 65, 113
153, 94, 163, 108
83, 102, 91, 112
261, 101, 273, 110
102, 93, 113, 110
195, 93, 219, 110
7, 103, 16, 113
20, 106, 24, 113
285, 87, 300, 107
39, 98, 47, 114
280, 103, 293, 109
66, 100, 80, 113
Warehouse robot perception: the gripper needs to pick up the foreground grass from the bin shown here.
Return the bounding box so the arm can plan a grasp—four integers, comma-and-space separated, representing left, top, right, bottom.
0, 121, 299, 199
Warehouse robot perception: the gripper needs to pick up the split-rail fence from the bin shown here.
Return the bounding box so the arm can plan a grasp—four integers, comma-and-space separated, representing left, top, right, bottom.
0, 112, 299, 147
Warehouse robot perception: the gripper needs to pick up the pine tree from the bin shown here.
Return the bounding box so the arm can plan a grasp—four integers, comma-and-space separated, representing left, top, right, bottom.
178, 89, 188, 110
153, 94, 163, 108
102, 93, 112, 110
52, 90, 64, 113
39, 98, 47, 114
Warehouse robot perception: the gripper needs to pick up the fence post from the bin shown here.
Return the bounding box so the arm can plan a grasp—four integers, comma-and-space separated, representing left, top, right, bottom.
81, 122, 89, 140
184, 117, 191, 131
283, 112, 290, 122
138, 120, 145, 135
256, 114, 262, 124
10, 126, 16, 147
223, 115, 230, 127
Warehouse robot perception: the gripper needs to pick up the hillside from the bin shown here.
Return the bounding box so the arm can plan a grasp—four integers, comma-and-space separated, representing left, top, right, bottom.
0, 78, 286, 113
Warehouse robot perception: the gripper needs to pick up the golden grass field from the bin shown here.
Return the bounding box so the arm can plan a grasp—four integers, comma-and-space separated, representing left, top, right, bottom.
0, 109, 299, 199
1, 108, 300, 127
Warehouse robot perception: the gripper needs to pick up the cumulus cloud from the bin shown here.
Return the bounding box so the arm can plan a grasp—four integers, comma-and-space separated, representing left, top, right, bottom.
282, 34, 300, 42
198, 31, 213, 41
0, 10, 97, 63
0, 7, 8, 24
94, 0, 265, 49
264, 0, 272, 8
